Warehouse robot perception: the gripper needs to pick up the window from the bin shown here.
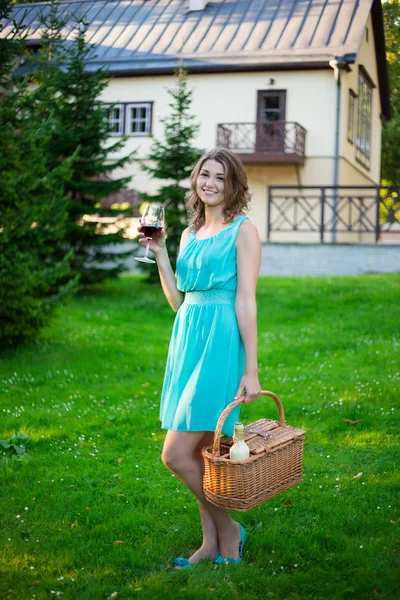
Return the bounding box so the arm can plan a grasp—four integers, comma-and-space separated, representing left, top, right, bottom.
105, 104, 124, 136
356, 67, 373, 168
347, 90, 356, 144
103, 102, 153, 137
126, 103, 152, 136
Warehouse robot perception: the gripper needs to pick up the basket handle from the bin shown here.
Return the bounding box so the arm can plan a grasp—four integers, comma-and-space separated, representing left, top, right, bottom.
212, 390, 286, 457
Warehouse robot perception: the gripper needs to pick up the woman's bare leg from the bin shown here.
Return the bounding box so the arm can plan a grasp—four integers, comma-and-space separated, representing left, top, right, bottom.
191, 433, 219, 562
193, 500, 219, 561
162, 430, 241, 564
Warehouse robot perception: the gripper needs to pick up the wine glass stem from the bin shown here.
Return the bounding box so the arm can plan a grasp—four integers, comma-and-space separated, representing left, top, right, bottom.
145, 238, 151, 259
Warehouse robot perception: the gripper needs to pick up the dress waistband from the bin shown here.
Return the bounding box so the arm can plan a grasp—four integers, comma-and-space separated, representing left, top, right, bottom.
184, 289, 235, 305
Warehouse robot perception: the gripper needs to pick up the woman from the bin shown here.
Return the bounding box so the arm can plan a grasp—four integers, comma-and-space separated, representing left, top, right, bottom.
137, 148, 261, 568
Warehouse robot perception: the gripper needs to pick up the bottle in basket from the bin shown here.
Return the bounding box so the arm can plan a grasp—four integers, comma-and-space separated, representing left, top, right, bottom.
229, 422, 250, 461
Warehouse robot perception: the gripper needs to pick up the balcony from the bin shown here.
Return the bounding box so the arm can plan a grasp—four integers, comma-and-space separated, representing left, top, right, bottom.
216, 121, 306, 165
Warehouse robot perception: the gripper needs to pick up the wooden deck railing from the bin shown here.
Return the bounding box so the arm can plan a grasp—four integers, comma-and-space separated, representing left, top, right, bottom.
267, 185, 400, 243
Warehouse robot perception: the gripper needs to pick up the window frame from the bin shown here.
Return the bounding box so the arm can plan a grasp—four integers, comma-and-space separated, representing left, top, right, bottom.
102, 102, 154, 137
104, 103, 124, 137
355, 66, 375, 170
125, 102, 153, 137
347, 89, 357, 145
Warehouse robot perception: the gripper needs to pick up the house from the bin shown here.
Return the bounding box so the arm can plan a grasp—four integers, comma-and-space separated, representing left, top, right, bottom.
3, 0, 392, 244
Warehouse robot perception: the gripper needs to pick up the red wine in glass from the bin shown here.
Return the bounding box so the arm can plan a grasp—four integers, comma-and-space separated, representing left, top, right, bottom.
141, 225, 162, 238
135, 203, 165, 264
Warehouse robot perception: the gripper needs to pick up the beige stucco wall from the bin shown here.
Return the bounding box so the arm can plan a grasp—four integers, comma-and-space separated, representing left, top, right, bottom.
242, 159, 335, 242
103, 69, 337, 161
102, 15, 382, 244
103, 69, 338, 241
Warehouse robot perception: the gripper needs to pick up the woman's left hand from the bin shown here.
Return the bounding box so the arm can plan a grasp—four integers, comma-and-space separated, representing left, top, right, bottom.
234, 372, 261, 404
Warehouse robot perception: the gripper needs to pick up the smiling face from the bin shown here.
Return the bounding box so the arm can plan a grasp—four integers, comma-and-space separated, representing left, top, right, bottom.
187, 148, 251, 229
196, 159, 225, 209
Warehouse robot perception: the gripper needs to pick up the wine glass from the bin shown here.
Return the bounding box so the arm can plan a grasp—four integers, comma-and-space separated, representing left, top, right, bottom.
135, 203, 165, 264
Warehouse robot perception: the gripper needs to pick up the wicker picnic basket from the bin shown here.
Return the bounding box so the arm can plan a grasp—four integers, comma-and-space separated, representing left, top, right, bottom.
202, 390, 306, 511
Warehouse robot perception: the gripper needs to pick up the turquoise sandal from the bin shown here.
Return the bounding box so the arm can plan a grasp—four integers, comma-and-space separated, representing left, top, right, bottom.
214, 523, 246, 565
173, 557, 194, 569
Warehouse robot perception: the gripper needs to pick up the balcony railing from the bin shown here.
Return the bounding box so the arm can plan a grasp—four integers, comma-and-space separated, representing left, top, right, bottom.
217, 121, 306, 164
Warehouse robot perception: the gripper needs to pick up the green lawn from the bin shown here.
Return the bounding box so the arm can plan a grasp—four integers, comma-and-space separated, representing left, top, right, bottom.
0, 274, 399, 600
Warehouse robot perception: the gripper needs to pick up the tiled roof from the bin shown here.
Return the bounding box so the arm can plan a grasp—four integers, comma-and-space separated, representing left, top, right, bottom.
3, 0, 375, 73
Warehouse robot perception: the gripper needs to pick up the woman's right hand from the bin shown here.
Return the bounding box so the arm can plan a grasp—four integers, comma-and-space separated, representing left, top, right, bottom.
137, 219, 166, 256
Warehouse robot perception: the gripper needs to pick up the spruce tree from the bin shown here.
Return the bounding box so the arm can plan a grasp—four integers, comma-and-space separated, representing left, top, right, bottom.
0, 0, 78, 349
138, 66, 203, 281
30, 3, 136, 284
381, 0, 400, 185
0, 0, 25, 81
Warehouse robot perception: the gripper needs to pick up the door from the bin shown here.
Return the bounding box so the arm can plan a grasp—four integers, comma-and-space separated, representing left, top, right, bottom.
256, 90, 286, 152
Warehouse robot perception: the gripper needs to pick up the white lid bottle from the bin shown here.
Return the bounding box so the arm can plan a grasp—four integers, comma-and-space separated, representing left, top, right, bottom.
229, 422, 250, 461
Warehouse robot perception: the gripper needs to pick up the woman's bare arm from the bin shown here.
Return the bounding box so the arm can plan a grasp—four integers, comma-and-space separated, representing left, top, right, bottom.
234, 220, 262, 403
156, 229, 190, 312
137, 221, 188, 312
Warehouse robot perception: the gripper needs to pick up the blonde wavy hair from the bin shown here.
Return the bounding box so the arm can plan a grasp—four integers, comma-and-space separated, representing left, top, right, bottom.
186, 148, 251, 231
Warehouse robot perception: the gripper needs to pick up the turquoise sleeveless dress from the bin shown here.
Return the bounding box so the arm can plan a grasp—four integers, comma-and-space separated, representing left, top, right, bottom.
160, 215, 249, 437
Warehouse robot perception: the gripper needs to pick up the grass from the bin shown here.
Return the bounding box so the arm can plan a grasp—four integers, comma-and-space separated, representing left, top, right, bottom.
0, 274, 399, 600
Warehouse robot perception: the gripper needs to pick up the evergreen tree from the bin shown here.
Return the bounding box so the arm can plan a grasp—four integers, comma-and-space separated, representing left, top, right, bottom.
0, 0, 78, 349
138, 66, 203, 281
381, 0, 400, 184
30, 2, 136, 284
0, 0, 25, 81
381, 111, 400, 185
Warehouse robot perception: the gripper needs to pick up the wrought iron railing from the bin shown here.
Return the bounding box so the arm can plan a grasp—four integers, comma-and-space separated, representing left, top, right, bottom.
267, 186, 400, 243
217, 121, 306, 157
